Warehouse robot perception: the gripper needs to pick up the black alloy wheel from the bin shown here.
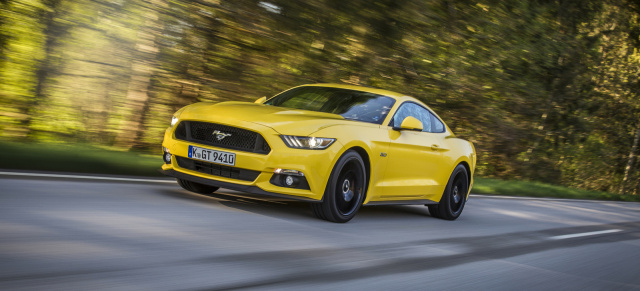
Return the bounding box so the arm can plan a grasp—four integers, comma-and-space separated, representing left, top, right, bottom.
177, 178, 219, 194
311, 150, 366, 223
428, 164, 469, 220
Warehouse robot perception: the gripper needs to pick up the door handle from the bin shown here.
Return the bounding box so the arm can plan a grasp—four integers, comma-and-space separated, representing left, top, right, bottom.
431, 144, 440, 151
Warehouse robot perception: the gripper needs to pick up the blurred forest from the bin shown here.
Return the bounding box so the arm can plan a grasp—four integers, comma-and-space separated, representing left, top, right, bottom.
0, 0, 639, 195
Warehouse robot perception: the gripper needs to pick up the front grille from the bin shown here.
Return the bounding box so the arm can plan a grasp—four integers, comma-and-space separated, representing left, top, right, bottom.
176, 156, 260, 182
174, 121, 271, 154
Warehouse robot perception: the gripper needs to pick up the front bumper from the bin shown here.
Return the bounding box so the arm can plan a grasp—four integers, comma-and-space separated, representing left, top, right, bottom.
161, 119, 341, 202
159, 168, 320, 202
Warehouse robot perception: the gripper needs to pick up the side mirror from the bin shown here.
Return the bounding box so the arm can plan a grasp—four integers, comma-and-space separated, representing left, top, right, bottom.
255, 96, 267, 104
394, 116, 423, 131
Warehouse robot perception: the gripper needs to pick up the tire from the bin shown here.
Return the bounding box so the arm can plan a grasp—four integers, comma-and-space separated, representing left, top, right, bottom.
427, 204, 441, 219
177, 178, 219, 194
428, 164, 468, 220
311, 150, 367, 223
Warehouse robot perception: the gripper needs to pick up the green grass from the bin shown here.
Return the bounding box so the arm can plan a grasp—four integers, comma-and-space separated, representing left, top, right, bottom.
474, 177, 640, 202
1, 141, 638, 202
0, 141, 163, 177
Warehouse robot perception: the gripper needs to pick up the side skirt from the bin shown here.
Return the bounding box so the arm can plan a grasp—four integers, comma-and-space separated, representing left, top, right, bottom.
365, 199, 438, 206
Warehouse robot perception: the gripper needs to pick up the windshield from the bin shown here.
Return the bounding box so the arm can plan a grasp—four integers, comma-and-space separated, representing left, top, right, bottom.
264, 87, 396, 124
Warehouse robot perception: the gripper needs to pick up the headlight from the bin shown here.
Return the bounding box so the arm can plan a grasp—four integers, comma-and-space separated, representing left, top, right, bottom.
170, 116, 179, 127
281, 135, 336, 150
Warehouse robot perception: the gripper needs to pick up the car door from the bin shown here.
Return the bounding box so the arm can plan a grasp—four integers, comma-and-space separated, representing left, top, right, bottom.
377, 102, 448, 200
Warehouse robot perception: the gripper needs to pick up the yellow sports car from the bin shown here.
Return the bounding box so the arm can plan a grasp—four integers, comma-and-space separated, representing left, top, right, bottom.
160, 84, 476, 222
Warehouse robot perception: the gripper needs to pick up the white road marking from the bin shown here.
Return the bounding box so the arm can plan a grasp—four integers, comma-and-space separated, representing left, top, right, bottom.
549, 229, 622, 240
0, 171, 175, 184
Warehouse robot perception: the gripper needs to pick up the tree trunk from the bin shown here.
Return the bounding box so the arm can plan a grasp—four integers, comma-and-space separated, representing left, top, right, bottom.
114, 12, 160, 148
621, 124, 640, 194
23, 0, 65, 138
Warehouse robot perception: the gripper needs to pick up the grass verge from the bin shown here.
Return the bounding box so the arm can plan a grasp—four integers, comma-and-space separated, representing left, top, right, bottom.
473, 177, 640, 202
0, 141, 163, 177
1, 141, 638, 202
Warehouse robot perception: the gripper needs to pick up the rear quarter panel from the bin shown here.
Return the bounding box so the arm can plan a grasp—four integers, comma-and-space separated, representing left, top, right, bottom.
443, 137, 476, 197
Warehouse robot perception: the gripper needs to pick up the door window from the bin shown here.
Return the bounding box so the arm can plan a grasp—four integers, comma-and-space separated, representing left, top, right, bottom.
391, 102, 433, 132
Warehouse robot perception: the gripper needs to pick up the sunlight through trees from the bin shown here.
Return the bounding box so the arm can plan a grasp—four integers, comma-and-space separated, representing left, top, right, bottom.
0, 0, 638, 194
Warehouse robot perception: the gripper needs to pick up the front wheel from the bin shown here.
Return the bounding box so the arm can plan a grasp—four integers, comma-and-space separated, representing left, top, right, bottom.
177, 178, 219, 194
428, 164, 469, 220
311, 150, 366, 223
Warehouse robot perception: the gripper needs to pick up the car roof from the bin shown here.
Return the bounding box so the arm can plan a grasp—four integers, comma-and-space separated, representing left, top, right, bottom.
301, 83, 411, 100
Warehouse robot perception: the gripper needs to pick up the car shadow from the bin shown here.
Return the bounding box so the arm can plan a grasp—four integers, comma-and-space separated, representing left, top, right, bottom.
157, 188, 316, 221
358, 204, 432, 219
158, 187, 435, 222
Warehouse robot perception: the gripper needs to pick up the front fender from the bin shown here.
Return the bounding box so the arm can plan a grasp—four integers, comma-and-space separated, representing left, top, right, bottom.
313, 124, 390, 203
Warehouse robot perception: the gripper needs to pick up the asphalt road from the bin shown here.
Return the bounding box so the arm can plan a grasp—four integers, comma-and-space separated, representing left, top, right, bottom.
1, 173, 640, 290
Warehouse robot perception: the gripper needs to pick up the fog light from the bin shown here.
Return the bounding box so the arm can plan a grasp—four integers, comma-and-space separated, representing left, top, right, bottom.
285, 175, 294, 186
269, 172, 310, 190
162, 147, 171, 164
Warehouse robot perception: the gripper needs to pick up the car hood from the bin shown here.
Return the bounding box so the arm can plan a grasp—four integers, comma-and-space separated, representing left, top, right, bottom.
180, 101, 352, 136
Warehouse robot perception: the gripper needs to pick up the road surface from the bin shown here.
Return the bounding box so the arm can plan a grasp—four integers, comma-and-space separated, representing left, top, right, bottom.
1, 173, 639, 290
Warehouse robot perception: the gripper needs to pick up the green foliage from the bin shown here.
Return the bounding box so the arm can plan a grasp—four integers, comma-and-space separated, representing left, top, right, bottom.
0, 0, 639, 196
0, 141, 162, 176
474, 177, 640, 202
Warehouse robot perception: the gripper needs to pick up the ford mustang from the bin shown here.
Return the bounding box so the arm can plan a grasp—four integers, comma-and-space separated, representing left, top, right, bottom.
160, 84, 476, 222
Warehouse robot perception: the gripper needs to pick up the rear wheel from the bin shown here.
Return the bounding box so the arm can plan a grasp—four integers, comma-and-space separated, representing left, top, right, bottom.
428, 164, 468, 220
177, 178, 219, 194
311, 150, 366, 223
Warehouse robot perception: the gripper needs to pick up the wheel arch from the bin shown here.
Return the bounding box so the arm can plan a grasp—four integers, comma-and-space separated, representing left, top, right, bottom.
455, 160, 472, 199
458, 161, 471, 185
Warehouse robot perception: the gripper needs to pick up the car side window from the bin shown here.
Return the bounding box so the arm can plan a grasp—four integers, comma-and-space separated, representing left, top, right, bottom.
431, 113, 445, 133
391, 102, 432, 133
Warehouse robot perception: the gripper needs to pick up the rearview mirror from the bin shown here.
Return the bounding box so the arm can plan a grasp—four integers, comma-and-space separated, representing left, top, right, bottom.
394, 116, 423, 131
255, 96, 266, 104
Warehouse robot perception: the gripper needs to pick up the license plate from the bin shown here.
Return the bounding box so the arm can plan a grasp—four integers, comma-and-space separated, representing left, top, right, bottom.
188, 145, 236, 166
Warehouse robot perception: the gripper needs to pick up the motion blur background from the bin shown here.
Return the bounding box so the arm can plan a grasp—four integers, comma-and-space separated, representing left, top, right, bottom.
0, 0, 639, 195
